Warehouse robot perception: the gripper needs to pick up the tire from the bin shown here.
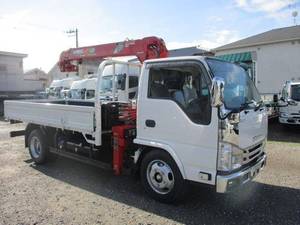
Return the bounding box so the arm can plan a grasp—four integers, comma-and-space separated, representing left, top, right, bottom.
28, 129, 48, 164
140, 150, 187, 203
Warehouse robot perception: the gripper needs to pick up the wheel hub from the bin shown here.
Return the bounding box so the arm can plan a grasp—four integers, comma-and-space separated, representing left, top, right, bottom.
30, 136, 41, 158
146, 160, 174, 194
155, 173, 163, 182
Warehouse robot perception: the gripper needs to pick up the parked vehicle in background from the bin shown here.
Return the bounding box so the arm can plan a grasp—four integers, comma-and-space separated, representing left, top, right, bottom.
5, 57, 267, 203
99, 62, 140, 102
69, 76, 97, 100
279, 81, 300, 125
48, 77, 80, 99
69, 61, 141, 101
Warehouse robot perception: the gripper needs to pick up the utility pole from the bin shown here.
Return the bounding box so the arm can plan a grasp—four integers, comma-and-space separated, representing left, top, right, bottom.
66, 28, 79, 76
292, 11, 298, 25
66, 28, 78, 48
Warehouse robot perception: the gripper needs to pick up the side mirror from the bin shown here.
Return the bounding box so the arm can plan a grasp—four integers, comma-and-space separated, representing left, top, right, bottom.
116, 74, 126, 90
211, 77, 225, 108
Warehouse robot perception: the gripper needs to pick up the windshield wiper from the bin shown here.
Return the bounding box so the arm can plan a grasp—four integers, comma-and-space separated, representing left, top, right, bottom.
239, 100, 264, 112
254, 100, 264, 111
240, 100, 256, 111
218, 100, 263, 120
240, 100, 264, 112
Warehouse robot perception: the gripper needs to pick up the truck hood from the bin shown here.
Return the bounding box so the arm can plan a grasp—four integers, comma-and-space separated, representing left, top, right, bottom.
238, 108, 268, 149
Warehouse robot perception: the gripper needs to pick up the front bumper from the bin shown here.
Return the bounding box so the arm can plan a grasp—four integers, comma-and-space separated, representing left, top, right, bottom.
279, 117, 300, 125
216, 154, 266, 193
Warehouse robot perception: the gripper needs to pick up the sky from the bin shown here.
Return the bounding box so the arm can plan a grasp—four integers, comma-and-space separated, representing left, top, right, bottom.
0, 0, 299, 72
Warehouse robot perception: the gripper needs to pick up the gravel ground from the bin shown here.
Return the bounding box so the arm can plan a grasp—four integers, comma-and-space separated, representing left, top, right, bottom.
0, 119, 299, 225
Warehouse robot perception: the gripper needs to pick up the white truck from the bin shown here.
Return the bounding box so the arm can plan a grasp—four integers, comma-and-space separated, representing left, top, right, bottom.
69, 63, 140, 101
69, 77, 97, 100
48, 77, 80, 99
279, 81, 300, 125
5, 56, 267, 203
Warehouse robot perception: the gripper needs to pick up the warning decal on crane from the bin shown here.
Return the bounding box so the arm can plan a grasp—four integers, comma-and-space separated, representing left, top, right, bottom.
113, 42, 125, 54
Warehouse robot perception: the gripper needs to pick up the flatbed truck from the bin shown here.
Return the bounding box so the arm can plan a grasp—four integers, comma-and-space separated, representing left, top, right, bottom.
5, 56, 267, 203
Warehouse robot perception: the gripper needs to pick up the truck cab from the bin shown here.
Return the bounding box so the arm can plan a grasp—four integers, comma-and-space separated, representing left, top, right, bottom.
48, 77, 80, 99
279, 81, 300, 125
135, 57, 267, 194
69, 77, 97, 100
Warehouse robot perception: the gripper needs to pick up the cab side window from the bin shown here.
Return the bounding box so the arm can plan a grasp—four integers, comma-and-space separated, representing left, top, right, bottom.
128, 76, 139, 99
86, 90, 95, 99
129, 76, 139, 88
148, 64, 211, 125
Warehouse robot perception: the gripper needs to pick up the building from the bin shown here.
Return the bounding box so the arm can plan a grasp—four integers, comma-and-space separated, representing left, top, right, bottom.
213, 25, 300, 98
24, 68, 49, 88
0, 51, 44, 94
0, 51, 46, 116
48, 63, 75, 83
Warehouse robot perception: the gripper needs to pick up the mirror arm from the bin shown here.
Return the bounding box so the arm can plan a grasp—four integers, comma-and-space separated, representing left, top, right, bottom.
217, 106, 231, 120
217, 107, 227, 120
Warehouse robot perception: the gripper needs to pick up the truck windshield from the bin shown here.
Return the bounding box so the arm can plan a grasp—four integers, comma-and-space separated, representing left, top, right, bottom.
70, 89, 84, 99
206, 58, 261, 110
99, 74, 126, 93
49, 87, 62, 97
100, 76, 113, 93
291, 84, 300, 101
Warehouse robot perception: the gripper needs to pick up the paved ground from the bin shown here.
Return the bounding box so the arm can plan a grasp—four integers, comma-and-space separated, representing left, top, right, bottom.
0, 119, 299, 225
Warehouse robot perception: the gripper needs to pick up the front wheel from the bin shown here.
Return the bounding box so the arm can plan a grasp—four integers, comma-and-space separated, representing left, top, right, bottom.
140, 150, 187, 203
28, 129, 48, 164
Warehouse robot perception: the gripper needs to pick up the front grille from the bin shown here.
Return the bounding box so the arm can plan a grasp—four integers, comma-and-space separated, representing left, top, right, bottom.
243, 143, 263, 164
290, 113, 300, 118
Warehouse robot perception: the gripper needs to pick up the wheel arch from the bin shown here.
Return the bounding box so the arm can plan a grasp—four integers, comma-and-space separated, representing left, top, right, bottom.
134, 139, 186, 179
25, 124, 49, 147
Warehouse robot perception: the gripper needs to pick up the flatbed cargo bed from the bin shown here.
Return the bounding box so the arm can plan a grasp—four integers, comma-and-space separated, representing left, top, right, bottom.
4, 99, 95, 134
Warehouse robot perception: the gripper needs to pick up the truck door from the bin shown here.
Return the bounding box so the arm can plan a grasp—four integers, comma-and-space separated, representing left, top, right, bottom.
137, 61, 219, 184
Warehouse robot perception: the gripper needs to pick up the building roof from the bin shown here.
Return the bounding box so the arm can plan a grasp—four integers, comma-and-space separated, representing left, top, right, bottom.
214, 25, 300, 52
24, 68, 47, 75
0, 51, 27, 58
169, 46, 208, 57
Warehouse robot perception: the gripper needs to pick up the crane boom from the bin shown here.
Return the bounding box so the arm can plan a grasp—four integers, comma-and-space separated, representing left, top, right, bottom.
59, 36, 168, 72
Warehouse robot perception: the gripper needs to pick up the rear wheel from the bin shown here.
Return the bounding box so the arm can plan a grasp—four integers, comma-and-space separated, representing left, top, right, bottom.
28, 129, 48, 164
140, 150, 187, 203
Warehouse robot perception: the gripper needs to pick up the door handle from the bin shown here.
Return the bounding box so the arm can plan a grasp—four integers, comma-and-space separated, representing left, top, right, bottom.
145, 119, 156, 128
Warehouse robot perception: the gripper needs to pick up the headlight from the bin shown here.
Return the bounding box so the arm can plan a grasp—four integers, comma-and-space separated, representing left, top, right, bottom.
280, 112, 288, 117
218, 142, 243, 171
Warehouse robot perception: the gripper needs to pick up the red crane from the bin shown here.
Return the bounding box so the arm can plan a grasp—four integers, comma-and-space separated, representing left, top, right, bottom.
59, 36, 169, 72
